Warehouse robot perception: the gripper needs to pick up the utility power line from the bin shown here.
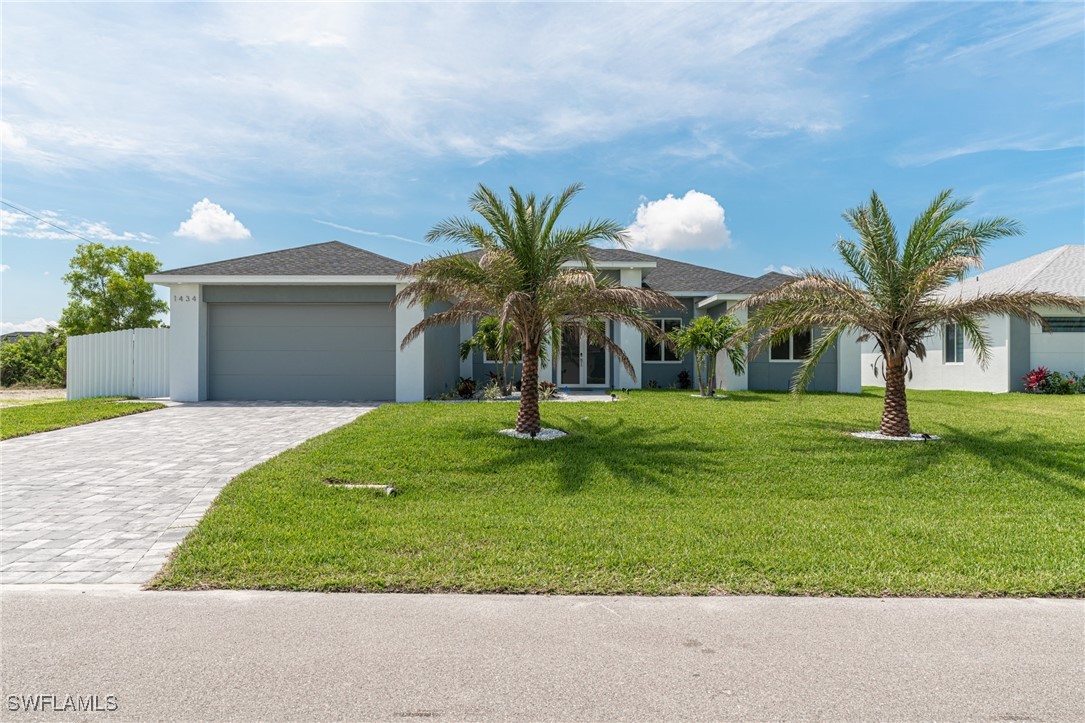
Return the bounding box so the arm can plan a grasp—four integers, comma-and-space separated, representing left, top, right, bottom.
1, 199, 97, 245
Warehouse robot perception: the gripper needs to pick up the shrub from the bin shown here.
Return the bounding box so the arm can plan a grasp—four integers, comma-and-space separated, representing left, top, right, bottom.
482, 379, 505, 401
539, 381, 557, 400
455, 377, 476, 399
676, 369, 691, 390
1022, 366, 1084, 394
0, 329, 67, 388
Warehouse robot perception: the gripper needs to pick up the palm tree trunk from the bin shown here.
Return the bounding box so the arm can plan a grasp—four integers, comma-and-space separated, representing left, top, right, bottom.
515, 342, 541, 435
705, 351, 717, 396
880, 361, 911, 437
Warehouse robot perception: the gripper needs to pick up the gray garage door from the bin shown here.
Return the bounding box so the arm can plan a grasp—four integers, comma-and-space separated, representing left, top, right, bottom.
207, 303, 395, 401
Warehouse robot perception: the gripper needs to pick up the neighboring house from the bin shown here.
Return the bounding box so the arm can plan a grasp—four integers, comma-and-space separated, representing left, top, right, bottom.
861, 245, 1085, 393
1, 331, 44, 344
146, 241, 861, 402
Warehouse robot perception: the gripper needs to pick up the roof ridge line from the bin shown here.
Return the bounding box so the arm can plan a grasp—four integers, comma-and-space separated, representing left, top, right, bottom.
1015, 245, 1068, 289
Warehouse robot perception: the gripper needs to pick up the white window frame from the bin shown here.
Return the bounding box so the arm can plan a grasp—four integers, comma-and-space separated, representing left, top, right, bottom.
943, 322, 964, 364
769, 329, 812, 362
644, 318, 683, 363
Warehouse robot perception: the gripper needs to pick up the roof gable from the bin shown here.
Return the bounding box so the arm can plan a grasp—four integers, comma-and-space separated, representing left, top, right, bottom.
156, 241, 406, 277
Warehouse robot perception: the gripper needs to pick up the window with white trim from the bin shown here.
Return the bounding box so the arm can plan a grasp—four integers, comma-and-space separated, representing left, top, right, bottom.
944, 323, 964, 364
769, 329, 812, 361
645, 319, 682, 362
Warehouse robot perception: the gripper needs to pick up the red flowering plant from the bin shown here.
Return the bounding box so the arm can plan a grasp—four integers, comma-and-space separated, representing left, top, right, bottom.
1023, 366, 1051, 393
1023, 367, 1085, 394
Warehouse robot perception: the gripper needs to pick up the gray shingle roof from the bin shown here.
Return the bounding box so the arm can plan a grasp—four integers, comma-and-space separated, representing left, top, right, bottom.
456, 247, 758, 293
729, 271, 797, 294
941, 245, 1085, 300
155, 240, 799, 296
156, 241, 407, 276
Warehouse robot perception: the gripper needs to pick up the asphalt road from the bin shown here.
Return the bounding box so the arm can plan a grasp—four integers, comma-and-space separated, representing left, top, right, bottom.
1, 587, 1082, 721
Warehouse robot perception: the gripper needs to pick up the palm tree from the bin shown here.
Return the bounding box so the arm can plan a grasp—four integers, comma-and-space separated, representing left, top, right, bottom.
395, 183, 682, 435
669, 315, 746, 396
459, 316, 522, 395
743, 189, 1083, 437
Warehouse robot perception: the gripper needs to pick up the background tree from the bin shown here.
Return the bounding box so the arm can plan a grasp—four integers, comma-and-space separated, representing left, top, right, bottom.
743, 189, 1082, 437
396, 183, 681, 435
669, 315, 746, 396
59, 243, 168, 336
0, 327, 67, 388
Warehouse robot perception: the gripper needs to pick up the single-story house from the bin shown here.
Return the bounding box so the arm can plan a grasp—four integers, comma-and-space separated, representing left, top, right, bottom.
861, 245, 1085, 393
146, 241, 861, 402
2, 331, 45, 344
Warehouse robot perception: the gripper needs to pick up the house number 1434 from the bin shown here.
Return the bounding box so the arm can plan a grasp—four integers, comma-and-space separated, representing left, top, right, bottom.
173, 294, 197, 302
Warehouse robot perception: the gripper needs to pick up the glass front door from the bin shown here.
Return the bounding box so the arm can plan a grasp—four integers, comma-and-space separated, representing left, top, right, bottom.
585, 337, 607, 385
560, 328, 581, 385
559, 328, 609, 387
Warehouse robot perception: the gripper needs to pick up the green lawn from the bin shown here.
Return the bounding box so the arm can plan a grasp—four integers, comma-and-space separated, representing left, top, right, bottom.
0, 397, 165, 440
152, 390, 1084, 596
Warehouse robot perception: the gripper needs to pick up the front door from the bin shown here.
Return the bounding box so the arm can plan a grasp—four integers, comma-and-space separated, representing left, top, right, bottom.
560, 328, 609, 387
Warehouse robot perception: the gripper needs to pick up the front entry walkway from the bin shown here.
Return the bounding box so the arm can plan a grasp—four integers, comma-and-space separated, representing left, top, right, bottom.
1, 402, 377, 584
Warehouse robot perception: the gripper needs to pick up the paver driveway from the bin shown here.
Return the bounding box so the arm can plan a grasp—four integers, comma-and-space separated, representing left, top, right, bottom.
1, 402, 377, 584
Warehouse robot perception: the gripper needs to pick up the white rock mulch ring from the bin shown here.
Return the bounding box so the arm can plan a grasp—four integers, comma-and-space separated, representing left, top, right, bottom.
849, 431, 941, 442
498, 428, 568, 441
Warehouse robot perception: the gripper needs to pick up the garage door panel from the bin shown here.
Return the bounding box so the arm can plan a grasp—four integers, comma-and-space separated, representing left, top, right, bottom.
209, 374, 395, 402
209, 324, 394, 353
210, 303, 393, 328
212, 349, 395, 376
207, 302, 395, 401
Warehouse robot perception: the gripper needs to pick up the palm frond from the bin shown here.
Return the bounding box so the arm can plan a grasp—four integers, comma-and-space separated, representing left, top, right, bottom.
789, 324, 845, 393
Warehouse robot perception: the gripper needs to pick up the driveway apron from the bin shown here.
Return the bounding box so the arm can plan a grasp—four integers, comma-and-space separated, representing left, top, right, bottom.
1, 402, 377, 584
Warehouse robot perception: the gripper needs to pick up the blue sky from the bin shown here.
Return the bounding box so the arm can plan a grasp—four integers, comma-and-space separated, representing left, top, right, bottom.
2, 2, 1082, 331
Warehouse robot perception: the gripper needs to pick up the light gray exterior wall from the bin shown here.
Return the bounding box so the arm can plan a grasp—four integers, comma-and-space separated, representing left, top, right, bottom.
423, 302, 462, 399
639, 298, 696, 390
471, 351, 522, 386
1008, 315, 1032, 392
747, 328, 839, 392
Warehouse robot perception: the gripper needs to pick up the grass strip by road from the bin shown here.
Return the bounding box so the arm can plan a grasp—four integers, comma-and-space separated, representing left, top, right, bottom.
152, 390, 1084, 596
1, 397, 165, 440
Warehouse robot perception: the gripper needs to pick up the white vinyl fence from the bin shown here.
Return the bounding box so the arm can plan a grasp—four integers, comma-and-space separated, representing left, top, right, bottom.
67, 328, 170, 400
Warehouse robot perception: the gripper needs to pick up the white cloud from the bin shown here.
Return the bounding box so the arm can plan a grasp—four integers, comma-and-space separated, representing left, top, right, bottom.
1, 3, 1073, 184
174, 199, 252, 242
314, 220, 426, 247
0, 264, 10, 272
1, 317, 56, 333
625, 191, 732, 252
892, 133, 1082, 168
764, 264, 801, 276
0, 206, 157, 244
0, 3, 902, 176
1, 120, 28, 150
